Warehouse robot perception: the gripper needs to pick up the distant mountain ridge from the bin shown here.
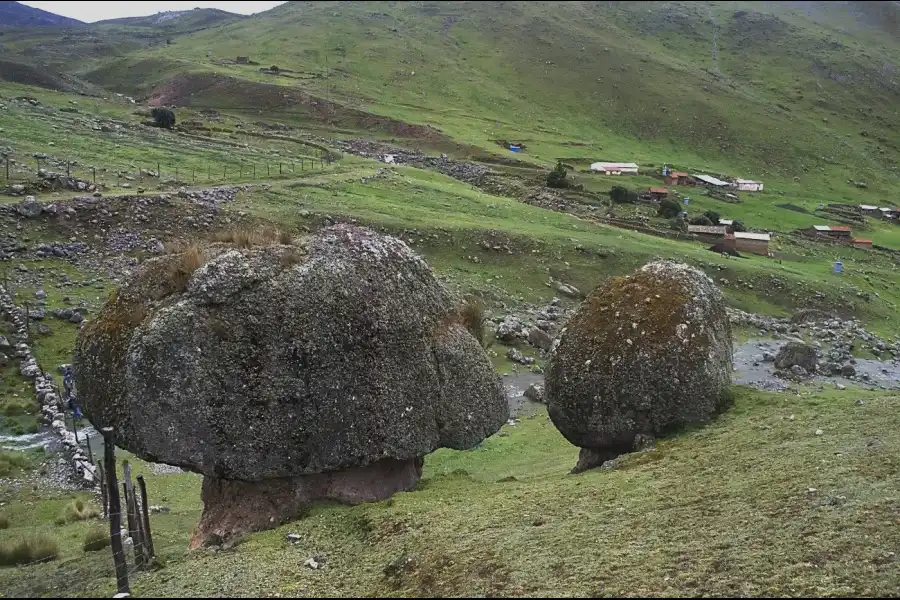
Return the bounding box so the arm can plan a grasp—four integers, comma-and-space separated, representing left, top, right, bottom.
0, 1, 82, 26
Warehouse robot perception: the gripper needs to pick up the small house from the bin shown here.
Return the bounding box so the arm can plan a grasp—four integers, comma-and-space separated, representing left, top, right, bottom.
719, 218, 734, 227
733, 231, 770, 256
590, 162, 639, 175
664, 171, 691, 185
879, 207, 899, 220
647, 187, 669, 201
852, 238, 873, 250
733, 179, 764, 192
688, 224, 727, 242
859, 204, 880, 215
236, 56, 250, 64
693, 174, 730, 188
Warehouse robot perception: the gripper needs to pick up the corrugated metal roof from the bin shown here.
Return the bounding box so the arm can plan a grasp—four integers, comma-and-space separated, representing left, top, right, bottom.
719, 219, 734, 226
859, 204, 879, 210
813, 225, 831, 231
830, 226, 852, 232
693, 174, 730, 186
688, 225, 727, 234
648, 187, 668, 194
734, 232, 771, 241
591, 162, 639, 170
734, 179, 762, 184
669, 171, 690, 177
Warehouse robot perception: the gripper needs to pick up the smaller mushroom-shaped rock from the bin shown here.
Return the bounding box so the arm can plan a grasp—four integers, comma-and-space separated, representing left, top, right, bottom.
546, 260, 733, 473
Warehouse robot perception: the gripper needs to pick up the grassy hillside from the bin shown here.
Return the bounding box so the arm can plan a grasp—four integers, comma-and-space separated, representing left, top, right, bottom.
2, 387, 899, 597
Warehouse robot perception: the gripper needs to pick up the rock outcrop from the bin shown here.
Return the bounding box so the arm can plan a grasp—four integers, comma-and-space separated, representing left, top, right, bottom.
73, 224, 508, 547
546, 260, 733, 473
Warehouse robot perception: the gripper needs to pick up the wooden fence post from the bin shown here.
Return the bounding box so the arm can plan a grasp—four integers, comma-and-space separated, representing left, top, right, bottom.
5, 157, 8, 181
224, 166, 227, 180
66, 161, 70, 178
252, 165, 256, 178
175, 166, 179, 181
85, 433, 93, 465
92, 167, 96, 183
267, 163, 270, 177
157, 162, 161, 179
102, 428, 130, 595
122, 461, 145, 569
72, 413, 79, 444
208, 164, 211, 181
279, 163, 282, 175
97, 461, 108, 519
137, 475, 155, 559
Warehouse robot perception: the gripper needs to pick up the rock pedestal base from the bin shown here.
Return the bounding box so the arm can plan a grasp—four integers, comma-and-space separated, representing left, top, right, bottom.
189, 456, 424, 549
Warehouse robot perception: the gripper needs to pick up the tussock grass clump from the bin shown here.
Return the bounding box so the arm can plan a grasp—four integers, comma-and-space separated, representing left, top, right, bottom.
212, 226, 291, 249
280, 249, 305, 268
0, 514, 9, 530
458, 296, 487, 347
57, 498, 99, 525
0, 534, 59, 567
166, 244, 206, 294
0, 451, 30, 477
82, 525, 111, 552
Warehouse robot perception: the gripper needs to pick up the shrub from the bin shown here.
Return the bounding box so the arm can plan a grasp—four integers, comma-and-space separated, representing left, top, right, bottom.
657, 198, 682, 219
689, 215, 713, 226
0, 514, 9, 530
610, 185, 637, 204
729, 219, 747, 233
703, 210, 721, 225
82, 525, 111, 552
0, 534, 59, 566
270, 65, 280, 73
546, 162, 570, 189
669, 216, 687, 232
58, 498, 99, 525
458, 296, 486, 347
150, 107, 176, 129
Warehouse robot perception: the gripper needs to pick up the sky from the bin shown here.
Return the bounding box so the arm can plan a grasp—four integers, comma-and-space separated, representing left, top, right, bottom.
20, 1, 286, 23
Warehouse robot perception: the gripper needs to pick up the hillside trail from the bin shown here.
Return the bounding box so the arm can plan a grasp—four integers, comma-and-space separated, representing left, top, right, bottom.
708, 7, 722, 76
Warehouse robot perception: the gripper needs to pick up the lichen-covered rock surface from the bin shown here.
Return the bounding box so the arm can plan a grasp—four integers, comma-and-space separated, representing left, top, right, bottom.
545, 259, 733, 471
74, 224, 508, 481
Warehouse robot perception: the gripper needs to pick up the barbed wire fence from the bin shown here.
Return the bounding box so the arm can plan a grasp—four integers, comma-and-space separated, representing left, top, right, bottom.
1, 149, 343, 190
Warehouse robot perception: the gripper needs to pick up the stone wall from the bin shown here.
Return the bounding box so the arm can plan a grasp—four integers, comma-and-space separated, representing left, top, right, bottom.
1, 286, 97, 489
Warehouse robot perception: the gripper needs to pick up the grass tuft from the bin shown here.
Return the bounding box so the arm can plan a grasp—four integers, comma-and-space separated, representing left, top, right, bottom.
0, 514, 9, 530
0, 451, 31, 477
82, 526, 111, 553
458, 296, 487, 347
0, 534, 59, 567
57, 499, 99, 525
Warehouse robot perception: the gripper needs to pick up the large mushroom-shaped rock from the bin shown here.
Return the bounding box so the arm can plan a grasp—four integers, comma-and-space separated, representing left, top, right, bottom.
74, 225, 507, 548
546, 260, 733, 473
774, 341, 817, 373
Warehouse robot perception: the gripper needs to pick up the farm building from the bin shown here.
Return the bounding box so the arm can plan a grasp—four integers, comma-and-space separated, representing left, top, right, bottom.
664, 171, 691, 185
852, 238, 873, 250
879, 207, 899, 220
808, 225, 853, 240
693, 174, 731, 188
647, 187, 669, 201
732, 179, 764, 192
236, 56, 250, 64
719, 219, 734, 227
688, 224, 727, 242
590, 162, 639, 175
731, 231, 771, 256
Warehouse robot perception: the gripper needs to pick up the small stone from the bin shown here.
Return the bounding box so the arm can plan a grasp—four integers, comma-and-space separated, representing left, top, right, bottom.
854, 399, 864, 406
524, 383, 544, 403
815, 429, 824, 436
286, 533, 301, 543
304, 556, 325, 570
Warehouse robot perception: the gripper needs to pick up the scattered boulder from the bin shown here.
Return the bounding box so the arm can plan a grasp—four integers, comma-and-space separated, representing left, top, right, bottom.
774, 342, 817, 372
73, 224, 508, 548
555, 282, 580, 298
15, 195, 42, 218
524, 383, 544, 403
506, 347, 534, 365
790, 364, 809, 378
527, 326, 552, 351
496, 315, 524, 343
841, 364, 856, 378
546, 260, 733, 473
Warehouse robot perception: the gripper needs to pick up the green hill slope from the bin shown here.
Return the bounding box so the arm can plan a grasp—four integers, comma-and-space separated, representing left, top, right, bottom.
78, 1, 898, 187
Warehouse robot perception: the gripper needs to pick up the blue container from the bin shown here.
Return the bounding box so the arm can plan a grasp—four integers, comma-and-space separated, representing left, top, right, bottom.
509, 146, 521, 153
833, 261, 843, 274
